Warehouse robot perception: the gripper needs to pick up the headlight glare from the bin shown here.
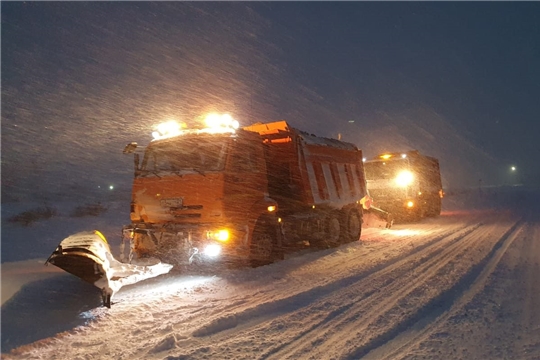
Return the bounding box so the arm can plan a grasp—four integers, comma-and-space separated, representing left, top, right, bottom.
203, 244, 221, 257
395, 170, 414, 187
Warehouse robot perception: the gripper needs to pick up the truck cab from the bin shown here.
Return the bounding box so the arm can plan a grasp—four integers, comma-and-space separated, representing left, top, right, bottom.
125, 117, 280, 266
363, 150, 443, 221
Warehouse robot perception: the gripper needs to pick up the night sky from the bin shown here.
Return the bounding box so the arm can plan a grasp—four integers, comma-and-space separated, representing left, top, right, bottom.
2, 2, 539, 201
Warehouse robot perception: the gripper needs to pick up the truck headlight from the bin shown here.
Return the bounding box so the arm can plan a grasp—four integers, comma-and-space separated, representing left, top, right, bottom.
395, 170, 414, 187
203, 244, 222, 257
207, 229, 230, 242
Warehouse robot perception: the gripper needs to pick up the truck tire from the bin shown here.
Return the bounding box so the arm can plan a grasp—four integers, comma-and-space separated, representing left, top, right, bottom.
250, 223, 275, 267
340, 209, 362, 243
325, 213, 341, 247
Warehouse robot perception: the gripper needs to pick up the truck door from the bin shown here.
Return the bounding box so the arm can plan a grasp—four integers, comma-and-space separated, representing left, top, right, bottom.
224, 136, 268, 221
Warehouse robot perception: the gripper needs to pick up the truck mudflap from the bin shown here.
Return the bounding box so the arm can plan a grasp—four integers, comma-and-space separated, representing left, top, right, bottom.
46, 230, 173, 308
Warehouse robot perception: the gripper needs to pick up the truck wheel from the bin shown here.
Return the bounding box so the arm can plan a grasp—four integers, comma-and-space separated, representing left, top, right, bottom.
341, 209, 362, 243
250, 224, 275, 267
325, 214, 341, 247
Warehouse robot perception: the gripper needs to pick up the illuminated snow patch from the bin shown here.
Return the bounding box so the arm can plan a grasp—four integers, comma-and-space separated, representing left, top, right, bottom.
383, 229, 423, 237
116, 275, 218, 302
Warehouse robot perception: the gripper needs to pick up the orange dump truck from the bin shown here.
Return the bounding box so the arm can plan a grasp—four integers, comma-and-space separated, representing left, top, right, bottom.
121, 118, 377, 267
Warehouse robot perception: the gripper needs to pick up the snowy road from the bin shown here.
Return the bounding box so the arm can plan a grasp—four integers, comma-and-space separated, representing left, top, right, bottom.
2, 188, 540, 359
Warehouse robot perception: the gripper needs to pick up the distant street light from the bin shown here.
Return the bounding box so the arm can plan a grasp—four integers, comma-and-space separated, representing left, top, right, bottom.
510, 166, 516, 172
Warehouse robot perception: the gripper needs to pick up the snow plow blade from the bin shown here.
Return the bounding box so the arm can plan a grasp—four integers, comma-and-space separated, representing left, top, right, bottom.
46, 230, 173, 308
363, 206, 393, 229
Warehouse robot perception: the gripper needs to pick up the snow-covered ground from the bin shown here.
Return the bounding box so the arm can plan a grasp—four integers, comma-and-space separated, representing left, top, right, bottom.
2, 186, 539, 359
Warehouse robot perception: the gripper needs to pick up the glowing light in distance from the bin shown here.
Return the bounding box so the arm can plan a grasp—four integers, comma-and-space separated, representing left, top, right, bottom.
395, 170, 414, 187
406, 201, 414, 208
362, 157, 366, 162
267, 205, 276, 212
510, 166, 516, 171
109, 185, 114, 190
401, 154, 407, 158
380, 154, 392, 160
203, 244, 222, 257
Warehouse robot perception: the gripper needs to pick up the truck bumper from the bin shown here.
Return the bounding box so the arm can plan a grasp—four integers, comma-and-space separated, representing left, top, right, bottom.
122, 223, 250, 265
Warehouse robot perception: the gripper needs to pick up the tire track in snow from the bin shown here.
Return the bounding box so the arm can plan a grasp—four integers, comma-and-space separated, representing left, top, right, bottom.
178, 221, 476, 340
156, 213, 487, 343
519, 221, 540, 357
259, 216, 520, 360
189, 223, 480, 338
178, 220, 489, 358
352, 217, 526, 360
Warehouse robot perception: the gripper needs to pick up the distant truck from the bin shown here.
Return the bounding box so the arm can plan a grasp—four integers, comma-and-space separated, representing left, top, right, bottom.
121, 116, 377, 267
363, 150, 443, 220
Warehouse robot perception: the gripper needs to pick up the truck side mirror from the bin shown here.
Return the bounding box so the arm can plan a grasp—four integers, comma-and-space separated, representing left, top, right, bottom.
123, 142, 138, 154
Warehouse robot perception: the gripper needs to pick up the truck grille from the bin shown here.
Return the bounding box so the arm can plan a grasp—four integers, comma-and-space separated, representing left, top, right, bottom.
170, 205, 203, 210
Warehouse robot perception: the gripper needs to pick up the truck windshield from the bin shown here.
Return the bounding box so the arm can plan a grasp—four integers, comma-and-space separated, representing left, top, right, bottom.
141, 137, 228, 175
364, 159, 409, 180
